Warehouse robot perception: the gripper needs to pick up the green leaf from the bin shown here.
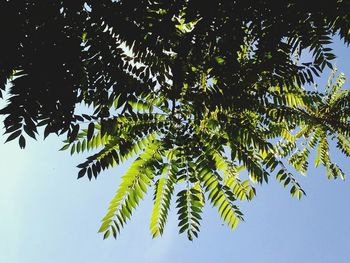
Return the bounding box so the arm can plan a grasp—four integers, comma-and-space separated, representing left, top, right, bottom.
5, 130, 21, 143
19, 135, 26, 149
87, 122, 95, 142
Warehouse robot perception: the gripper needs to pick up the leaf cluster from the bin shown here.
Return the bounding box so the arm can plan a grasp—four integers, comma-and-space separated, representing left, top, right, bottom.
1, 1, 350, 240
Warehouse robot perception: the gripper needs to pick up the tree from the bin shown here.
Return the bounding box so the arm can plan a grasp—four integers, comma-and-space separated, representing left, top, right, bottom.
1, 1, 350, 240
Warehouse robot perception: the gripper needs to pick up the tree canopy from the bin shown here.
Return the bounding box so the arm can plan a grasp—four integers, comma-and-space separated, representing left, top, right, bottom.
1, 1, 350, 240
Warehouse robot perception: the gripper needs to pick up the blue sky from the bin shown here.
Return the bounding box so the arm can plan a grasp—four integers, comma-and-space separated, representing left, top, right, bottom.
1, 39, 350, 263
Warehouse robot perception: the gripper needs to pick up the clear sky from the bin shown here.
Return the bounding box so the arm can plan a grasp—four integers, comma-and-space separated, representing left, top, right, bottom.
1, 39, 349, 263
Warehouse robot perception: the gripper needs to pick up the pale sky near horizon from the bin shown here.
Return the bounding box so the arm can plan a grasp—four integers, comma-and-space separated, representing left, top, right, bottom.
0, 39, 350, 263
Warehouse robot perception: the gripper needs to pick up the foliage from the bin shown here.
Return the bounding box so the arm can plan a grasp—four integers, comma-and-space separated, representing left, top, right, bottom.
1, 1, 350, 240
63, 69, 349, 240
